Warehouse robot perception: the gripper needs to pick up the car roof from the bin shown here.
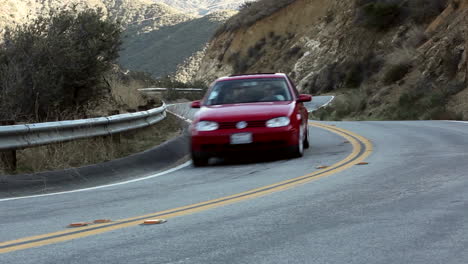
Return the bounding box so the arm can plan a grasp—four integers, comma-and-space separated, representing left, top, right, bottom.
216, 73, 287, 82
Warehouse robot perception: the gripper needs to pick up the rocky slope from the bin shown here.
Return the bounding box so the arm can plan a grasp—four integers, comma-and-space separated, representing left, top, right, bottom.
0, 0, 105, 32
0, 0, 233, 78
154, 0, 248, 15
195, 0, 468, 120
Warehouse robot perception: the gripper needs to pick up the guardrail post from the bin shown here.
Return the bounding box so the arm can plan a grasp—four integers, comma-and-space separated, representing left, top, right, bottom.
107, 110, 122, 144
0, 120, 17, 173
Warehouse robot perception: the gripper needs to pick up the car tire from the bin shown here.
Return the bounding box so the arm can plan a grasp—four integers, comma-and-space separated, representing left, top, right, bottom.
192, 152, 209, 167
289, 129, 304, 158
289, 145, 303, 158
303, 127, 310, 149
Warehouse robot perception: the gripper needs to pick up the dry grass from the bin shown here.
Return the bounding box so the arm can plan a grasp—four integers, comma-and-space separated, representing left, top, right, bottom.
81, 73, 159, 118
386, 46, 418, 66
0, 73, 170, 175
382, 46, 418, 84
311, 91, 368, 121
405, 26, 428, 47
1, 114, 182, 175
107, 75, 146, 109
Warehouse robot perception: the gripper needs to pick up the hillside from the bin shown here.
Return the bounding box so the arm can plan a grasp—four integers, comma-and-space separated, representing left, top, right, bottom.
195, 0, 468, 120
154, 0, 248, 15
0, 0, 190, 35
0, 0, 106, 32
120, 10, 235, 77
0, 0, 233, 78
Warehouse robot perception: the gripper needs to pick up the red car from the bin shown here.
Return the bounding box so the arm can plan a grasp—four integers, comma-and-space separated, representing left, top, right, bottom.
190, 73, 312, 166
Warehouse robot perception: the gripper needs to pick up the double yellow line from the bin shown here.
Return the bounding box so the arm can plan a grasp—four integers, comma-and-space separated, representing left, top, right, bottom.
0, 122, 372, 254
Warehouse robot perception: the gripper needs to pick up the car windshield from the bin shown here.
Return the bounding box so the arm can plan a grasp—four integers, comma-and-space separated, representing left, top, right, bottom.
205, 78, 292, 106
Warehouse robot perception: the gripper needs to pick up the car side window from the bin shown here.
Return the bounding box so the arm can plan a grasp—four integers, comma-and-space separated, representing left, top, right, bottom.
206, 86, 221, 105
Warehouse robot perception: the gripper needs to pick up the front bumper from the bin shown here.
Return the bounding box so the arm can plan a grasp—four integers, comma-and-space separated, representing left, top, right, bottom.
190, 126, 299, 155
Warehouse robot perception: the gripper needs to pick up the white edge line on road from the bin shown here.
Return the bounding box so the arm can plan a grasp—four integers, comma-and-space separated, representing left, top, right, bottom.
318, 96, 335, 110
1, 105, 195, 203
2, 97, 334, 203
167, 110, 193, 124
448, 121, 468, 124
306, 96, 335, 113
0, 161, 191, 202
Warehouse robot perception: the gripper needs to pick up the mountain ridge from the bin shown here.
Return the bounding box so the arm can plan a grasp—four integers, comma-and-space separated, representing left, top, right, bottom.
153, 0, 248, 15
0, 0, 234, 78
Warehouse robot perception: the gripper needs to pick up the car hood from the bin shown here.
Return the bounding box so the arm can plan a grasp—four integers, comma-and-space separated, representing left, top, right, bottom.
195, 102, 295, 122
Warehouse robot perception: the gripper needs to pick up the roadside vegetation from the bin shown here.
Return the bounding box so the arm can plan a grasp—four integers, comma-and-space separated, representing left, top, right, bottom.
0, 114, 182, 175
308, 0, 466, 121
0, 7, 123, 122
0, 7, 190, 175
153, 75, 208, 102
355, 0, 448, 30
312, 78, 465, 121
311, 91, 370, 121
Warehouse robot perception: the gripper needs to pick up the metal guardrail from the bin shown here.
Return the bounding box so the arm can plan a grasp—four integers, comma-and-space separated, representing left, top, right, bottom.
138, 88, 204, 95
139, 88, 204, 92
0, 103, 167, 151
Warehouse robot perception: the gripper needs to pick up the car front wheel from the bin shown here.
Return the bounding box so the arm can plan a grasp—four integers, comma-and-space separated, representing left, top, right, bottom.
289, 128, 305, 158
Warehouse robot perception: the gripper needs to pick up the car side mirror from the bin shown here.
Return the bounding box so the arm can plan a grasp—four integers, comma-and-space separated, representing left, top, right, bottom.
297, 94, 312, 103
191, 100, 201, 108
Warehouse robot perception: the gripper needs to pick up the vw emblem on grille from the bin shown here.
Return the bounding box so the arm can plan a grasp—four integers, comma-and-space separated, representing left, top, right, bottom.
236, 121, 248, 129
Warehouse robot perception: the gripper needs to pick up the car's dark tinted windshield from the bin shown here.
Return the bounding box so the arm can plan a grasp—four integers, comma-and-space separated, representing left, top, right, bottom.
205, 78, 292, 106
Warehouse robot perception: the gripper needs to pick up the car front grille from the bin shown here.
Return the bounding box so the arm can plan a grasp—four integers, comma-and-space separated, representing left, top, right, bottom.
218, 120, 266, 129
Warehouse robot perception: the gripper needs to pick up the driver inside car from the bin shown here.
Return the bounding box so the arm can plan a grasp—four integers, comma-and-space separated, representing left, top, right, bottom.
261, 83, 286, 101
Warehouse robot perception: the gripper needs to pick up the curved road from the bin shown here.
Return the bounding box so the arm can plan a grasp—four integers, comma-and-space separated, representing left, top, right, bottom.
1, 111, 468, 262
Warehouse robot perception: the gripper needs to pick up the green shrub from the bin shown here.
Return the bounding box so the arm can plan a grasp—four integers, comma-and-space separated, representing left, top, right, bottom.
406, 26, 428, 47
344, 63, 364, 88
311, 93, 367, 121
355, 0, 447, 29
442, 48, 463, 79
358, 1, 401, 30
388, 79, 465, 120
383, 63, 411, 84
405, 0, 448, 24
387, 91, 421, 120
442, 80, 465, 96
246, 39, 266, 59
287, 46, 303, 57
0, 7, 121, 121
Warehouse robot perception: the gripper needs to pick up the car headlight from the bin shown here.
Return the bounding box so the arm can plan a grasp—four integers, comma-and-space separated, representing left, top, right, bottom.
196, 121, 219, 131
266, 117, 290, 128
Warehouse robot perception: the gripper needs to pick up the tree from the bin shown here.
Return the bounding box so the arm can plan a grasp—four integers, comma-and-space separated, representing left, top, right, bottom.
0, 7, 122, 121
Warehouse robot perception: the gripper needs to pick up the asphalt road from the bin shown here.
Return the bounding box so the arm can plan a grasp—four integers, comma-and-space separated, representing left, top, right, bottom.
303, 95, 334, 111
1, 104, 468, 263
